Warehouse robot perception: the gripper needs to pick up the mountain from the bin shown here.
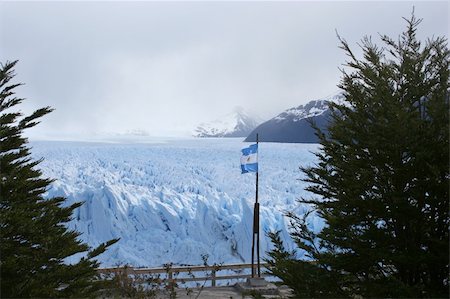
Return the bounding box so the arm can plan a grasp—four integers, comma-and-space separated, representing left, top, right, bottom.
194, 107, 261, 138
245, 93, 344, 143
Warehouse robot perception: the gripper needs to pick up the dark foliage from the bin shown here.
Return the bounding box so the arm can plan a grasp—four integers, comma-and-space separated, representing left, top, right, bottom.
267, 14, 449, 298
0, 60, 119, 298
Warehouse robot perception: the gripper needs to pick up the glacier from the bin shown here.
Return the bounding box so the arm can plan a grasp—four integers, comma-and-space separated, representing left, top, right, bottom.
30, 138, 323, 267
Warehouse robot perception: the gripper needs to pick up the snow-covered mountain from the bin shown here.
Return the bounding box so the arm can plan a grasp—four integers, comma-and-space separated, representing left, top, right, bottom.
32, 139, 323, 267
194, 107, 261, 138
246, 92, 344, 143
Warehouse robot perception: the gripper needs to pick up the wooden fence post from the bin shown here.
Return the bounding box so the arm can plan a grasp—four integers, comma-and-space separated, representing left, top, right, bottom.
211, 269, 216, 287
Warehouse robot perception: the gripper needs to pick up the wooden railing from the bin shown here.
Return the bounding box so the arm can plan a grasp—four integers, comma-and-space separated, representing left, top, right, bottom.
98, 263, 270, 287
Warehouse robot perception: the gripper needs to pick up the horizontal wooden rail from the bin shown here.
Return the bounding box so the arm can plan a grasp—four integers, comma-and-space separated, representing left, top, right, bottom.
98, 263, 271, 287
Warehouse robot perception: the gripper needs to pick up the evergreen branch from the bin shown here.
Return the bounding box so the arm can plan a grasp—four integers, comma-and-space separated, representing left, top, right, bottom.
18, 107, 53, 130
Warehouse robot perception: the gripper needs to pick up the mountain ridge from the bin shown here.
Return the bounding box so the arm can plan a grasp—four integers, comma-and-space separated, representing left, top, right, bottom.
245, 92, 344, 143
193, 107, 261, 138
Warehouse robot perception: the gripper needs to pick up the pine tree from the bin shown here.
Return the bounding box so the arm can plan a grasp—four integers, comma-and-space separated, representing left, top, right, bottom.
267, 14, 449, 298
0, 60, 119, 298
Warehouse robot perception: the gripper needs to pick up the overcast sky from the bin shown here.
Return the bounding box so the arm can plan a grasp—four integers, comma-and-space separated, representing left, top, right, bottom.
0, 1, 448, 139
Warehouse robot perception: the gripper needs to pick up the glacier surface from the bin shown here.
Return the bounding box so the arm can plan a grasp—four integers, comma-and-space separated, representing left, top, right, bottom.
30, 138, 323, 267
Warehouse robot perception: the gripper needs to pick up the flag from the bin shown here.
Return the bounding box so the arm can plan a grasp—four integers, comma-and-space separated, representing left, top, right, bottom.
241, 144, 258, 174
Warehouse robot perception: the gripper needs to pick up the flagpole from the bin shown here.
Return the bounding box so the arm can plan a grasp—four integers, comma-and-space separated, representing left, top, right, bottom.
255, 133, 261, 278
250, 133, 261, 278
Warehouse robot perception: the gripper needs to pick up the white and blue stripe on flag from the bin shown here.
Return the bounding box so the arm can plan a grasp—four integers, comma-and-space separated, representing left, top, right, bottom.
241, 144, 258, 174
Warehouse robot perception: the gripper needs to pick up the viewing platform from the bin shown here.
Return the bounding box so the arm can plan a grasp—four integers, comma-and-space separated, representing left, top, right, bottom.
156, 285, 293, 298
98, 263, 293, 298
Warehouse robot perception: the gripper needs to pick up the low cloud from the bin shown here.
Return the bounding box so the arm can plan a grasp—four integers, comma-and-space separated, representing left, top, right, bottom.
0, 1, 447, 138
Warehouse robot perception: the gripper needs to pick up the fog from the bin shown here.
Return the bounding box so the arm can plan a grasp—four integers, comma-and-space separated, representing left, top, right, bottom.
0, 1, 448, 138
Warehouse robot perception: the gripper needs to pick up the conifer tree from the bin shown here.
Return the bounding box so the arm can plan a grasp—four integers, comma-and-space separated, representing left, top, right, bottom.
267, 14, 449, 298
0, 60, 118, 298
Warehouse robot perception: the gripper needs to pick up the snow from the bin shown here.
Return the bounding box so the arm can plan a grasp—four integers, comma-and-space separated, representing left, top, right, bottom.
30, 138, 323, 267
195, 113, 242, 136
274, 92, 345, 122
193, 108, 260, 137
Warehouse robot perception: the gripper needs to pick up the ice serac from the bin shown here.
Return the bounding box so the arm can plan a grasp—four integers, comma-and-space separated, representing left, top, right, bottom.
245, 92, 344, 143
194, 107, 262, 138
32, 139, 323, 268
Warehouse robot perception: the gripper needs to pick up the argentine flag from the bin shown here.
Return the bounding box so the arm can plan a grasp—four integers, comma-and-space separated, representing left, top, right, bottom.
241, 144, 258, 174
